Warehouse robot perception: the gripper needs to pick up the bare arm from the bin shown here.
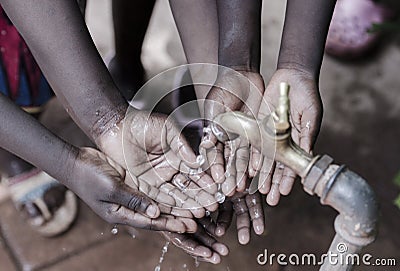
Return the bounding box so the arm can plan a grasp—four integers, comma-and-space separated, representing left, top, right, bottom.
0, 93, 203, 232
258, 0, 336, 205
217, 0, 262, 72
278, 0, 336, 79
0, 0, 127, 143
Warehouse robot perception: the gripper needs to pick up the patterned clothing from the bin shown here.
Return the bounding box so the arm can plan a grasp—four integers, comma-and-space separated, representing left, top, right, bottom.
0, 6, 52, 111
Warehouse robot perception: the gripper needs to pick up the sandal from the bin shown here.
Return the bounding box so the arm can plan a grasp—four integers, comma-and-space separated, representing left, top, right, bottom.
6, 169, 78, 237
326, 0, 396, 59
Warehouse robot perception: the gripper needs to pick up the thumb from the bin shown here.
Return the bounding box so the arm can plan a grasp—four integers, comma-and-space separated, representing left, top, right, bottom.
113, 183, 160, 218
299, 110, 322, 153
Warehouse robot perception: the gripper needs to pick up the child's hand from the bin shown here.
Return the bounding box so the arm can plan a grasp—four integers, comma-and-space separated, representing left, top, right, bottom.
161, 224, 229, 264
198, 190, 265, 245
97, 110, 219, 218
201, 70, 265, 196
257, 68, 323, 205
67, 147, 197, 233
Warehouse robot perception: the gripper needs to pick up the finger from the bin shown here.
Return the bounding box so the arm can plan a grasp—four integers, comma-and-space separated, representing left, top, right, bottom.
235, 143, 250, 192
223, 142, 237, 196
159, 183, 204, 218
205, 142, 225, 184
165, 123, 200, 168
200, 125, 219, 149
172, 174, 219, 212
179, 165, 218, 194
232, 197, 250, 245
299, 108, 322, 153
158, 204, 192, 218
215, 200, 233, 237
249, 147, 263, 178
199, 199, 233, 237
193, 226, 229, 256
245, 192, 264, 235
258, 158, 274, 194
113, 183, 160, 218
279, 167, 297, 196
112, 206, 195, 233
161, 231, 213, 259
266, 163, 283, 206
136, 179, 176, 207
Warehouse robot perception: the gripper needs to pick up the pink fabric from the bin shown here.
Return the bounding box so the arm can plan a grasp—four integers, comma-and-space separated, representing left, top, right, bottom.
0, 6, 41, 100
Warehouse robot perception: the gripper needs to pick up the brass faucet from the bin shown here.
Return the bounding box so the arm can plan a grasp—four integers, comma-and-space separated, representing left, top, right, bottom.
211, 82, 318, 179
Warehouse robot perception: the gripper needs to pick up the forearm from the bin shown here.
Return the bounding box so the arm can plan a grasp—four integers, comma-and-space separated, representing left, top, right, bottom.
0, 0, 127, 142
278, 0, 336, 79
217, 0, 262, 72
0, 94, 76, 186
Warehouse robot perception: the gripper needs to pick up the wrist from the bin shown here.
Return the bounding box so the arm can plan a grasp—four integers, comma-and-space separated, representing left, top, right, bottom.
91, 103, 128, 146
276, 62, 318, 82
53, 142, 80, 188
94, 107, 139, 167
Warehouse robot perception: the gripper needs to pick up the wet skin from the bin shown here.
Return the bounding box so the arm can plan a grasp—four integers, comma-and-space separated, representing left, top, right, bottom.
168, 0, 336, 262
0, 0, 337, 264
0, 93, 200, 232
170, 0, 267, 261
0, 0, 214, 232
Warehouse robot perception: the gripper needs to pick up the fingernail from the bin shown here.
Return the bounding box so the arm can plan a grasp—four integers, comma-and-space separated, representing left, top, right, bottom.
255, 225, 264, 235
216, 226, 225, 236
146, 205, 159, 218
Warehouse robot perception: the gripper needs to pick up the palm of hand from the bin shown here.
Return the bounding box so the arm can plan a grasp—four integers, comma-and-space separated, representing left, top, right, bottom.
257, 68, 322, 205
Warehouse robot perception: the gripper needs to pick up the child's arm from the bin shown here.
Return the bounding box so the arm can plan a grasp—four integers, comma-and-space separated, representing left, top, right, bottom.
258, 0, 336, 205
278, 0, 337, 79
0, 0, 213, 215
0, 93, 197, 233
0, 0, 126, 142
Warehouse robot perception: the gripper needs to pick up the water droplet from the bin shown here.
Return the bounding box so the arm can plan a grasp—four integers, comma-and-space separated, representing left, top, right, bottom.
95, 110, 100, 116
194, 257, 200, 268
215, 192, 226, 203
162, 243, 169, 253
205, 210, 211, 216
196, 155, 205, 166
100, 232, 104, 235
131, 234, 136, 239
154, 241, 170, 271
111, 225, 118, 235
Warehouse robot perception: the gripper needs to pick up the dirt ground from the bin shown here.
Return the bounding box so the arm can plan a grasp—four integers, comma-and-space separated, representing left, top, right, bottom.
0, 0, 399, 270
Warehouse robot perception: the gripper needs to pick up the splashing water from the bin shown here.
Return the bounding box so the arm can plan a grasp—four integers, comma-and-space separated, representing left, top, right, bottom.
215, 192, 226, 203
194, 257, 200, 268
215, 184, 226, 203
111, 225, 118, 235
154, 241, 170, 271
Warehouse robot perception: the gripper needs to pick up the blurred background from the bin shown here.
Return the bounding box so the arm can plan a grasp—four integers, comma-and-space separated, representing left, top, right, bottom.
0, 0, 399, 270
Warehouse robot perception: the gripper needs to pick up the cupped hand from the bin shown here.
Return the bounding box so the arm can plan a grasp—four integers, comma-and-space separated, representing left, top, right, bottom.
67, 147, 197, 233
98, 109, 219, 218
200, 190, 265, 245
161, 221, 229, 264
201, 69, 265, 197
257, 68, 322, 205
